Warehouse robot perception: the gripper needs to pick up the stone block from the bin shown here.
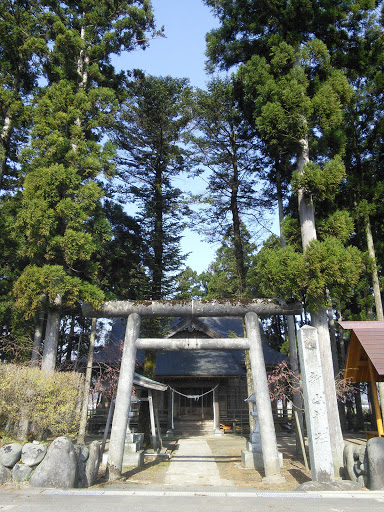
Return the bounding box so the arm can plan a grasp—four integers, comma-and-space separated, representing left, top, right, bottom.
241, 449, 264, 469
241, 448, 283, 470
124, 441, 140, 453
0, 464, 11, 484
30, 436, 77, 489
12, 463, 32, 483
85, 441, 101, 487
125, 433, 135, 443
367, 437, 384, 490
122, 449, 144, 467
75, 444, 89, 488
247, 440, 262, 452
21, 442, 47, 467
343, 443, 367, 486
297, 326, 334, 482
165, 430, 175, 439
0, 443, 22, 468
125, 433, 143, 447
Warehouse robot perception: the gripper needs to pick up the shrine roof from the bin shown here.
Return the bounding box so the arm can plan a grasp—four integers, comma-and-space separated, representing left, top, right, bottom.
340, 321, 384, 382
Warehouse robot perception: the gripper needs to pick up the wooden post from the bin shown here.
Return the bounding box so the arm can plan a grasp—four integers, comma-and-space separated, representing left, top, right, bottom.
154, 402, 162, 451
166, 389, 174, 437
368, 360, 384, 437
172, 389, 175, 430
148, 390, 157, 450
294, 410, 309, 471
101, 396, 115, 455
213, 385, 221, 434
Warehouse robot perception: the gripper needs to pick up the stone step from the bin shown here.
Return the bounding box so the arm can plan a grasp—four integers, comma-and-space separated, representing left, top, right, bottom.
173, 420, 214, 436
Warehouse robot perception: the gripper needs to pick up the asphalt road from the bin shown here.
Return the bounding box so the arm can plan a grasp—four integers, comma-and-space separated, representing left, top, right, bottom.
1, 488, 384, 512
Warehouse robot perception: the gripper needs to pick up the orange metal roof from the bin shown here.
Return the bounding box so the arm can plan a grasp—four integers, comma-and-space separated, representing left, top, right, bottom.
340, 321, 384, 381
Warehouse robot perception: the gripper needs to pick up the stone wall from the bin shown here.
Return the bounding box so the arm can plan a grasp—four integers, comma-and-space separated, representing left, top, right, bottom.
0, 437, 101, 488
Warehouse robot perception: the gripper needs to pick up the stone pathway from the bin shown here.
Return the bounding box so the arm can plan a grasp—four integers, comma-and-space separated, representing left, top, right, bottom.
164, 438, 233, 486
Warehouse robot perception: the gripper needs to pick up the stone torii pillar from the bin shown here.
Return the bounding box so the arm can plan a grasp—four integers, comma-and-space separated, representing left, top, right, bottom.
107, 313, 140, 480
245, 312, 283, 482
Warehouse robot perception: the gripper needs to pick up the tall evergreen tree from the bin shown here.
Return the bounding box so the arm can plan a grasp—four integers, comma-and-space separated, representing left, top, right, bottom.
204, 0, 376, 474
0, 0, 50, 191
113, 74, 193, 300
190, 76, 268, 296
99, 200, 150, 300
12, 1, 158, 372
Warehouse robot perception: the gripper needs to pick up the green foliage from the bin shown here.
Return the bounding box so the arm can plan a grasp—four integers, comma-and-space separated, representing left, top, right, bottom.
291, 156, 346, 202
249, 244, 305, 300
0, 365, 83, 438
281, 217, 302, 250
98, 200, 150, 300
45, 0, 158, 85
1, 0, 159, 340
15, 163, 104, 264
204, 231, 257, 299
0, 0, 50, 190
317, 210, 355, 243
249, 235, 362, 312
173, 267, 208, 299
13, 265, 105, 319
303, 238, 362, 310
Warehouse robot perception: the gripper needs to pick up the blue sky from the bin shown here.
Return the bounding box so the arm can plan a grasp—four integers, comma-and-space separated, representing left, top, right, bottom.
113, 1, 277, 273
117, 1, 219, 89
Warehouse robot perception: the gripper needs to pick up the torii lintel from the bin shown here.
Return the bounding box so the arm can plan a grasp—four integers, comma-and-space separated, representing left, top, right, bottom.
82, 298, 302, 318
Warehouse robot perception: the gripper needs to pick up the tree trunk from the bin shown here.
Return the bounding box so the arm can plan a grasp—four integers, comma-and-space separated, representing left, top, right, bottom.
0, 73, 20, 188
31, 311, 45, 366
0, 106, 13, 188
78, 317, 97, 444
337, 310, 347, 369
276, 166, 304, 454
71, 20, 90, 152
230, 135, 247, 295
152, 162, 164, 300
66, 315, 76, 362
327, 301, 347, 431
41, 296, 62, 373
297, 134, 344, 476
327, 300, 339, 376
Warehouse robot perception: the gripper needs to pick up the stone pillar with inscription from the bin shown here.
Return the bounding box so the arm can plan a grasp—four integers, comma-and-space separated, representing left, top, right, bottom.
297, 325, 334, 482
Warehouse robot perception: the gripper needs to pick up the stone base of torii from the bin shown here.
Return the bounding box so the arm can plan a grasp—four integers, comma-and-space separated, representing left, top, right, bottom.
83, 299, 337, 484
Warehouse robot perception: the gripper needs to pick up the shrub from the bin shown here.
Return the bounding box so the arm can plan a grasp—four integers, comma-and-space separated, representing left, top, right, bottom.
0, 364, 84, 439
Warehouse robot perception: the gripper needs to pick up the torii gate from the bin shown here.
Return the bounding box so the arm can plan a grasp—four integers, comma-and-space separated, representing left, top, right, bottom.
83, 298, 301, 482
